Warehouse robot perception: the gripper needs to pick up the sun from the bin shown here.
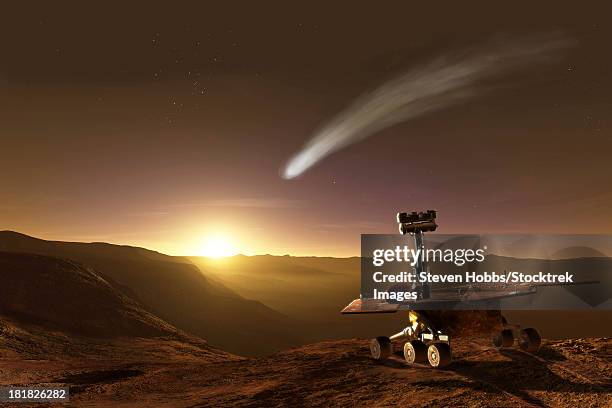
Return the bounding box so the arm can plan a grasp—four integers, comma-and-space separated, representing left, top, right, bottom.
200, 235, 237, 258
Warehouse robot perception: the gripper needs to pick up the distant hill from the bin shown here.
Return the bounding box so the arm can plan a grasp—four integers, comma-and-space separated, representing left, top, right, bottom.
191, 255, 361, 319
193, 253, 612, 341
191, 255, 411, 342
0, 231, 301, 356
0, 251, 177, 338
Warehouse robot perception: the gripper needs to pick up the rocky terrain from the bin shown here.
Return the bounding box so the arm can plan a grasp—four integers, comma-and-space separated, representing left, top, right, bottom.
0, 334, 609, 407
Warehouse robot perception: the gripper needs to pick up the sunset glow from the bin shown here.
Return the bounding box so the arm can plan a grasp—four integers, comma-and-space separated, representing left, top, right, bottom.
199, 235, 237, 258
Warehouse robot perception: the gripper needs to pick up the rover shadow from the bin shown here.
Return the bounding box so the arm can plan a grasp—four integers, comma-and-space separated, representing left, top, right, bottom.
376, 351, 419, 369
535, 345, 568, 361
374, 344, 604, 406
447, 348, 606, 406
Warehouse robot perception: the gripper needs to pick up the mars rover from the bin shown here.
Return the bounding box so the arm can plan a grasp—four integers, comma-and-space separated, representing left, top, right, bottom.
342, 210, 542, 368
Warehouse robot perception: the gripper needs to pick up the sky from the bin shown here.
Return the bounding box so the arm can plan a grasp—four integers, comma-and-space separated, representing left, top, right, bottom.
1, 2, 610, 256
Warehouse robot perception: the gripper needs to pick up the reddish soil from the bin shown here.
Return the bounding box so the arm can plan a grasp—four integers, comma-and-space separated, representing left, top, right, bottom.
0, 332, 609, 407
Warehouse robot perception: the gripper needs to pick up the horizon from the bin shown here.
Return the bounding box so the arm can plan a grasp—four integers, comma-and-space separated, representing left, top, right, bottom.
0, 229, 361, 258
4, 229, 611, 260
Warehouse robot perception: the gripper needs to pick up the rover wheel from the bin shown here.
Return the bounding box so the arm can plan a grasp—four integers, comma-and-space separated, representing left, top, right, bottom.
403, 340, 428, 364
492, 329, 514, 348
427, 343, 452, 368
370, 336, 392, 360
519, 328, 541, 352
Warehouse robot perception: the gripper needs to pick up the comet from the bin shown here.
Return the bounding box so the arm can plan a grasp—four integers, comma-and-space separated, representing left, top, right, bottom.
282, 33, 573, 179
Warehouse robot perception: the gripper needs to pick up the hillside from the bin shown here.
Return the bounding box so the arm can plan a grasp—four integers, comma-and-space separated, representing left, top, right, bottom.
0, 251, 177, 338
0, 251, 236, 365
0, 232, 300, 356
